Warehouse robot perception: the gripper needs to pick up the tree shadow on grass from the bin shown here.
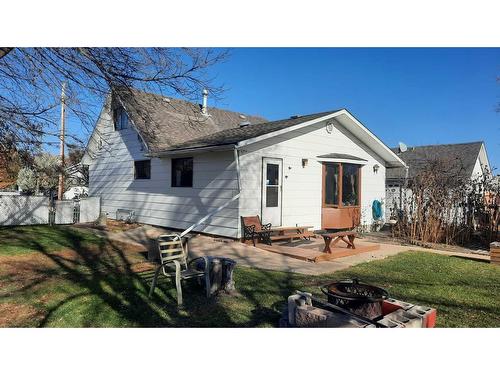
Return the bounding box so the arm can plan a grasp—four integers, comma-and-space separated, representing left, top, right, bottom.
1, 226, 329, 327
2, 227, 244, 327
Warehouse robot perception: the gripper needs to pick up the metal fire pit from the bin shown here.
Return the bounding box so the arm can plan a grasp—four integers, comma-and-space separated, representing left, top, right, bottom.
321, 279, 389, 320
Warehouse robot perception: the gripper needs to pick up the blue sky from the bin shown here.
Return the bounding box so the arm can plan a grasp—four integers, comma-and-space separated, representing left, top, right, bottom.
205, 48, 499, 171
63, 48, 498, 170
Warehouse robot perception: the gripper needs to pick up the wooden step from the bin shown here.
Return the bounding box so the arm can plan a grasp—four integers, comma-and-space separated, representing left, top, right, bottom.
256, 243, 318, 262
256, 242, 380, 263
271, 231, 315, 241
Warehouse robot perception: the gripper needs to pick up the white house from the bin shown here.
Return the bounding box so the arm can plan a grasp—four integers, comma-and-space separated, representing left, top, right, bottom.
83, 88, 406, 238
385, 141, 492, 220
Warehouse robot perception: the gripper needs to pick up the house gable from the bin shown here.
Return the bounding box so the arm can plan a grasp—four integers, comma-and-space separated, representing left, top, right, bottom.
237, 115, 391, 232
387, 141, 486, 182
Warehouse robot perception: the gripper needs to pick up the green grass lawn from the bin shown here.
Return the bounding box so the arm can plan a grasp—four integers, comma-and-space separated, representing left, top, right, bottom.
0, 225, 499, 327
0, 225, 104, 256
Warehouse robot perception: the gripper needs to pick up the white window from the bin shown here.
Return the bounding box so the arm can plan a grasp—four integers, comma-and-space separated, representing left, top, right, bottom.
114, 107, 129, 130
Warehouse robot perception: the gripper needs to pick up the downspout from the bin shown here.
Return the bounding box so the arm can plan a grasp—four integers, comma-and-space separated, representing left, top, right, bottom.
178, 146, 241, 238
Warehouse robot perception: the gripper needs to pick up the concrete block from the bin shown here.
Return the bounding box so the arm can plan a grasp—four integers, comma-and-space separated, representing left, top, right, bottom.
325, 313, 375, 328
287, 293, 312, 327
295, 305, 373, 328
376, 317, 405, 328
490, 242, 500, 265
383, 310, 424, 328
382, 298, 414, 315
295, 305, 335, 327
407, 305, 437, 328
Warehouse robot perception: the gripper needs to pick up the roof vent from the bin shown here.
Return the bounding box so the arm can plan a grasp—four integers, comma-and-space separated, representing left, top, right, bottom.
290, 114, 301, 119
163, 97, 171, 103
239, 121, 251, 127
239, 114, 246, 119
201, 89, 208, 115
398, 142, 408, 153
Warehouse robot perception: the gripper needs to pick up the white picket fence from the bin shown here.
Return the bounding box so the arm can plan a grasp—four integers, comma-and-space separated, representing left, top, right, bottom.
0, 195, 100, 226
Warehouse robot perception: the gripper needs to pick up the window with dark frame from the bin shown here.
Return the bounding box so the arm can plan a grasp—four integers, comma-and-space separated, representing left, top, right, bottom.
171, 157, 193, 187
134, 160, 151, 179
113, 107, 129, 130
323, 162, 360, 207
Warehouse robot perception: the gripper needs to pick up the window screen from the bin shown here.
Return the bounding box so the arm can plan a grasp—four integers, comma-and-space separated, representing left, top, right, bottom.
324, 163, 339, 205
172, 158, 193, 187
342, 163, 359, 206
265, 163, 279, 207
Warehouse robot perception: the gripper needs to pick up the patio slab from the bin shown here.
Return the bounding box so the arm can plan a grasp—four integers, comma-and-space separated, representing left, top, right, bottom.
85, 225, 413, 275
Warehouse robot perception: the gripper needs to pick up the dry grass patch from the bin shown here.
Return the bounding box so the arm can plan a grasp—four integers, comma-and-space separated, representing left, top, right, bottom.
0, 302, 45, 327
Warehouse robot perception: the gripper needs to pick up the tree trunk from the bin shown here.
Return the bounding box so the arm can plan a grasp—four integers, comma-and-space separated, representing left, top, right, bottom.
198, 257, 237, 295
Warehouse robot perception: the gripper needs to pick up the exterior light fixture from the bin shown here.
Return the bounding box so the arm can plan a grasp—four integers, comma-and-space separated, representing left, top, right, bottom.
302, 158, 308, 168
373, 164, 380, 174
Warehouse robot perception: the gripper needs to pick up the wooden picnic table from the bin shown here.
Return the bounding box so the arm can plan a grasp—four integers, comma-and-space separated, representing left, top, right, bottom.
321, 231, 357, 253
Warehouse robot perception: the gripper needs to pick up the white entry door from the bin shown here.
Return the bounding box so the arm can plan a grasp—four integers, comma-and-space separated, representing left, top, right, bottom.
261, 158, 283, 226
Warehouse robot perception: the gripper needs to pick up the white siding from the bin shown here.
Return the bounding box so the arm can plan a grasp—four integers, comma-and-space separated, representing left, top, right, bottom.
87, 103, 391, 239
238, 120, 387, 236
471, 158, 483, 180
472, 143, 490, 180
87, 106, 239, 237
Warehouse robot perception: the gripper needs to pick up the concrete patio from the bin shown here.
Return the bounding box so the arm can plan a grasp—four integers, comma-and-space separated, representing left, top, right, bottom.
76, 224, 491, 275
80, 224, 423, 275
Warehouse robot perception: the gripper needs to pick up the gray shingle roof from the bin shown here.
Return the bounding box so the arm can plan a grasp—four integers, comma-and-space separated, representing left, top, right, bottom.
156, 110, 341, 152
114, 87, 268, 153
386, 141, 483, 180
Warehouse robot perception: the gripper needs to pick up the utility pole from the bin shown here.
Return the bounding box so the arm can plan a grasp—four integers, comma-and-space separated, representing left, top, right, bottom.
57, 82, 66, 200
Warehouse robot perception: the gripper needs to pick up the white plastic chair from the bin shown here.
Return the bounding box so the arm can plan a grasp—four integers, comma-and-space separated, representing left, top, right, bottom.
148, 234, 210, 305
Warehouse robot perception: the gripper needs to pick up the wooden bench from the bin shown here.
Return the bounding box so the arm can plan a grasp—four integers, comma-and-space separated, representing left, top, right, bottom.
320, 231, 358, 253
241, 215, 273, 246
241, 216, 314, 246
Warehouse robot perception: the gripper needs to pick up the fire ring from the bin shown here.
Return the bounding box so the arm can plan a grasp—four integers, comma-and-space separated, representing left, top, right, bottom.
321, 278, 389, 319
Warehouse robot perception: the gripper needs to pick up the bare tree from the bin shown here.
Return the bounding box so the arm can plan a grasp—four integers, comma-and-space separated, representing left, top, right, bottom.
393, 157, 499, 246
0, 48, 228, 153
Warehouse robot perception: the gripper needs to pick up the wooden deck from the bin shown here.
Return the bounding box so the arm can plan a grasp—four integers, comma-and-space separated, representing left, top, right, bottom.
256, 240, 380, 263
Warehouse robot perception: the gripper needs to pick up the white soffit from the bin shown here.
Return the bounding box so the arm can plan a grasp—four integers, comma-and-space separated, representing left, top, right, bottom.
335, 111, 406, 168
316, 158, 368, 165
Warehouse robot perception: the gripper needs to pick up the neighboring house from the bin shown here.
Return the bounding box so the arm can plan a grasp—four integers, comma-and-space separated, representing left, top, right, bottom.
63, 186, 89, 200
63, 162, 89, 200
82, 88, 406, 238
385, 141, 491, 220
